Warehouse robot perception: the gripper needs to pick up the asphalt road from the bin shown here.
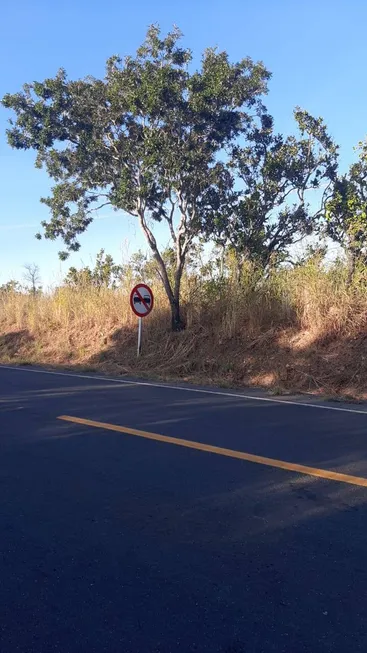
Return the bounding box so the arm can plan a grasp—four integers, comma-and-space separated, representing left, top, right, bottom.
1, 365, 367, 653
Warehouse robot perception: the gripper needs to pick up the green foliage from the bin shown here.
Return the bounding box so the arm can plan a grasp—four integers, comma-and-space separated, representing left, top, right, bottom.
2, 24, 270, 329
121, 248, 167, 285
64, 249, 123, 288
122, 246, 196, 287
207, 109, 338, 267
326, 141, 367, 276
292, 243, 328, 268
0, 280, 21, 294
64, 266, 93, 288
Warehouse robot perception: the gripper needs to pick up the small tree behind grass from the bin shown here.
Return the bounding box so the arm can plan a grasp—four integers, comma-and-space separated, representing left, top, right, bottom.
64, 249, 123, 289
23, 263, 42, 295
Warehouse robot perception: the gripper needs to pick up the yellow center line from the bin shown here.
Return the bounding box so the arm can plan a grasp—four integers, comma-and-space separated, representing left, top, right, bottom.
58, 415, 367, 488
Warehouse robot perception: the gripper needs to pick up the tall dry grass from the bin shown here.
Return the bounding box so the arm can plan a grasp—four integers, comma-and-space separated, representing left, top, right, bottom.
1, 260, 367, 395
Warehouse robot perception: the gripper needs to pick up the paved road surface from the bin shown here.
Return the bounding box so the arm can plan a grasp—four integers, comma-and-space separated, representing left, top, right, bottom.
1, 365, 367, 652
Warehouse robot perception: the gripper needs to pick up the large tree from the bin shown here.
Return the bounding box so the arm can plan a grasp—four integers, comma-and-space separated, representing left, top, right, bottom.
206, 108, 338, 271
2, 25, 270, 329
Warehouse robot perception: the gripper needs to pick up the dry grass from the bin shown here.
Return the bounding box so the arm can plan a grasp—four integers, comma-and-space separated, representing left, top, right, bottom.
1, 260, 367, 398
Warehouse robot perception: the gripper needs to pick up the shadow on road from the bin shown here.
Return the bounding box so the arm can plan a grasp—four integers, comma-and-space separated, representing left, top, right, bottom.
1, 366, 367, 652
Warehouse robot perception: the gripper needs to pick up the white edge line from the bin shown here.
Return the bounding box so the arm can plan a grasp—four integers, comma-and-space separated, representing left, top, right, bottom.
0, 364, 367, 415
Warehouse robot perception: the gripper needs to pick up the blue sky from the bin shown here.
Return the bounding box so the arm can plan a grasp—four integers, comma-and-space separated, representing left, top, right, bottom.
1, 0, 366, 286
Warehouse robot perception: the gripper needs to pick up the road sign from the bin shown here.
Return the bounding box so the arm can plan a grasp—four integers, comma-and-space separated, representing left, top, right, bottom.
130, 283, 154, 318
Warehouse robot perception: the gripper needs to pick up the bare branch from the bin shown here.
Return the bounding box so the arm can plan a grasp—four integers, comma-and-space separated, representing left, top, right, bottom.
89, 201, 112, 213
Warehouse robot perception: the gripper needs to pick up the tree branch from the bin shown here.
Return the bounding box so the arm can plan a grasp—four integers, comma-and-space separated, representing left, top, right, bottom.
89, 201, 112, 213
165, 192, 177, 244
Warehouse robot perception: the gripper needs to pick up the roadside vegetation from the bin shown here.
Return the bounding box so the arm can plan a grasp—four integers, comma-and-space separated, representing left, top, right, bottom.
1, 25, 367, 397
1, 248, 367, 398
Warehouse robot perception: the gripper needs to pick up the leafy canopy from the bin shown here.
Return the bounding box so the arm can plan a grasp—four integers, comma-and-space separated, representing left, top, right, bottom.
2, 25, 270, 262
205, 109, 338, 266
326, 140, 367, 263
2, 25, 271, 328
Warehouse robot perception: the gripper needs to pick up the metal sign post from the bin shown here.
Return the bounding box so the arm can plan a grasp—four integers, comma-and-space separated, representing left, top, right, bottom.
137, 317, 142, 357
130, 283, 154, 358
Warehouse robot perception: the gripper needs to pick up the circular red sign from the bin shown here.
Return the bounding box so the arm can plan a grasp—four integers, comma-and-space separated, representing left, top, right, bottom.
130, 283, 154, 318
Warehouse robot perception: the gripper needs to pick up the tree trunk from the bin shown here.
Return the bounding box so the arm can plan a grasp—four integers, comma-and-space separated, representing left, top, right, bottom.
151, 251, 185, 331
171, 259, 185, 331
136, 206, 186, 331
347, 247, 357, 286
170, 297, 185, 331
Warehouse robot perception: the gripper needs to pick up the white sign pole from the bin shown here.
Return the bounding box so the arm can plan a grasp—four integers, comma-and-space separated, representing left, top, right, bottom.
137, 317, 142, 357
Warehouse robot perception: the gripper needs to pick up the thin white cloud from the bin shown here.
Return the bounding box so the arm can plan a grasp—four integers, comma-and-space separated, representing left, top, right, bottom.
0, 213, 120, 233
0, 222, 38, 231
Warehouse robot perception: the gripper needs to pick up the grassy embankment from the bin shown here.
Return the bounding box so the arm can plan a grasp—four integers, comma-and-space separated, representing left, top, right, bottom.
1, 259, 367, 399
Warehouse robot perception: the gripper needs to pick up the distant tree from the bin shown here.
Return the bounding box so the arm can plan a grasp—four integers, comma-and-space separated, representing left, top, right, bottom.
23, 263, 42, 295
0, 280, 21, 294
326, 141, 367, 282
64, 249, 123, 288
206, 109, 338, 273
120, 250, 155, 286
122, 247, 183, 288
2, 25, 270, 329
291, 243, 328, 268
63, 266, 93, 288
